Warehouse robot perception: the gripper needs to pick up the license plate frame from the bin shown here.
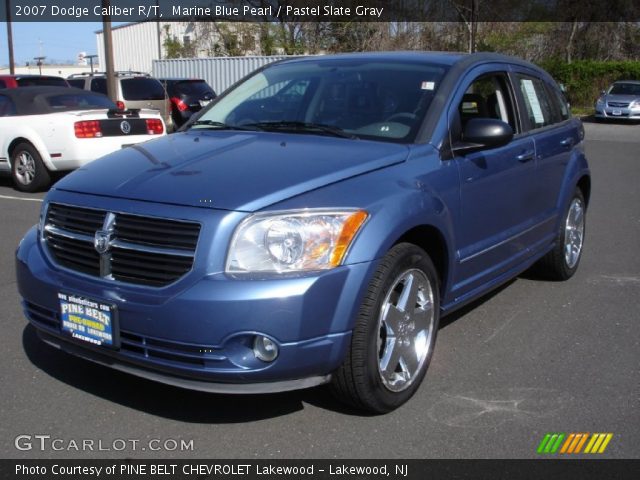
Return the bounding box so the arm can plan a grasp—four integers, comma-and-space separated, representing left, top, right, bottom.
611, 109, 622, 116
58, 292, 119, 349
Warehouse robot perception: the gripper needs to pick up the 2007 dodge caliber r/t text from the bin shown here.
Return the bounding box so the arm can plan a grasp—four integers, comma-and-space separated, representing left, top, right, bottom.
16, 52, 590, 413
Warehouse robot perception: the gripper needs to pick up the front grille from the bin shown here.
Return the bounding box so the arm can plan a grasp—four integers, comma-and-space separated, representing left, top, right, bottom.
24, 301, 60, 330
44, 203, 200, 287
120, 331, 225, 368
45, 232, 100, 276
111, 249, 194, 287
46, 203, 105, 235
607, 101, 629, 108
114, 213, 200, 250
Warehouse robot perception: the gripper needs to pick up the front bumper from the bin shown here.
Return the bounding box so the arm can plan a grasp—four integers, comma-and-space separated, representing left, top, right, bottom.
594, 106, 640, 120
15, 196, 375, 392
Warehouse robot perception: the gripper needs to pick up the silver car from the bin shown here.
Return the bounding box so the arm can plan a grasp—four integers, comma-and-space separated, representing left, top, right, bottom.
594, 80, 640, 121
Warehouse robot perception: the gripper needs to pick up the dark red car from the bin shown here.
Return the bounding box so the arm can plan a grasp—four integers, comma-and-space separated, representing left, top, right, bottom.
0, 75, 70, 89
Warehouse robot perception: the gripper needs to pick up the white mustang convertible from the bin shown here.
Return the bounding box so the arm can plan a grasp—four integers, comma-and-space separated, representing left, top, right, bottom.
0, 86, 166, 191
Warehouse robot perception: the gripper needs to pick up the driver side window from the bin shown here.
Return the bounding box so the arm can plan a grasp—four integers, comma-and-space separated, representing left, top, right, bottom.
453, 73, 517, 142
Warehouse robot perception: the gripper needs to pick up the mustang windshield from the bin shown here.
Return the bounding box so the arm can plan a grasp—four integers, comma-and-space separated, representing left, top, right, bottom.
191, 59, 449, 143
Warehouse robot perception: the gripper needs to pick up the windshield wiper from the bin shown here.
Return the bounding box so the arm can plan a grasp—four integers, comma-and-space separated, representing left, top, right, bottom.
245, 121, 358, 139
190, 120, 257, 131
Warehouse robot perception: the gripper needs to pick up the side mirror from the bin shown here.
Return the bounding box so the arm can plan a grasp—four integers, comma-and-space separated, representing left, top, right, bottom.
453, 118, 514, 154
600, 90, 606, 95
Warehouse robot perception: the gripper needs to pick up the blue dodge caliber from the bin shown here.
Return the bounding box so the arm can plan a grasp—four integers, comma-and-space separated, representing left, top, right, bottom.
16, 52, 590, 412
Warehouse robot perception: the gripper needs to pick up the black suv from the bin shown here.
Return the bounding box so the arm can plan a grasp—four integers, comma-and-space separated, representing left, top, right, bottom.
159, 78, 216, 128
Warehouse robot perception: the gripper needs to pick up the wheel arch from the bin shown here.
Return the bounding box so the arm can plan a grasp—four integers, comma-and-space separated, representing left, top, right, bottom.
392, 225, 450, 298
6, 135, 52, 170
577, 174, 591, 207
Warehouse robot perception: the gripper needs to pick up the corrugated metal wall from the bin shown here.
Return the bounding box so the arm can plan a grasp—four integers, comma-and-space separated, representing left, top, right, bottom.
97, 22, 162, 73
152, 56, 297, 93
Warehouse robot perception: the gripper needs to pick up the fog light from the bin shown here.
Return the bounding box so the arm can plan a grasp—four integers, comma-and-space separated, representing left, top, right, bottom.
253, 335, 278, 362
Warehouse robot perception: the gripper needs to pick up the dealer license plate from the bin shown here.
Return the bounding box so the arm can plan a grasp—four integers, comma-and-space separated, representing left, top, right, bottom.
58, 293, 117, 347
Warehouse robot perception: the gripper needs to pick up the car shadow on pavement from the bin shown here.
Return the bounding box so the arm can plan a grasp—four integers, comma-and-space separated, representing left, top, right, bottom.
21, 325, 315, 422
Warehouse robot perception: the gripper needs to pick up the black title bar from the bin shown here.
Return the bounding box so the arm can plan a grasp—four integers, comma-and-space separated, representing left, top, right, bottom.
1, 459, 639, 480
1, 0, 639, 22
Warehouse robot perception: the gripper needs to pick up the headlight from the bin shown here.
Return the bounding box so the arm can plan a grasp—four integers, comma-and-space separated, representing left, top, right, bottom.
595, 98, 604, 106
631, 100, 640, 109
226, 209, 368, 273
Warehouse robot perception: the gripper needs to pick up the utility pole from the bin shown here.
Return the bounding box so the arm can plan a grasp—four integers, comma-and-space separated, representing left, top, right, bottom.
156, 0, 162, 60
6, 0, 15, 73
470, 0, 477, 54
102, 0, 117, 102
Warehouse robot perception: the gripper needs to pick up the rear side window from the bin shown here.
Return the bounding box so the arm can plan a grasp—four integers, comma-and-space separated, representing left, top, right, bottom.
546, 83, 570, 122
173, 80, 215, 97
0, 95, 16, 116
45, 93, 116, 110
17, 76, 68, 87
516, 75, 555, 129
67, 79, 86, 89
90, 78, 107, 95
121, 78, 165, 100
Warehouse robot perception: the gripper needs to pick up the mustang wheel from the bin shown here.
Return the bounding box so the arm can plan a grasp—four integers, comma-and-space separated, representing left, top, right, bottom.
11, 143, 51, 192
331, 243, 440, 413
536, 187, 586, 280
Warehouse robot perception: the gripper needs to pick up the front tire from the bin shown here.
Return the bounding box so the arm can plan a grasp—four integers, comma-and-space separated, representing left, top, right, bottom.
535, 188, 586, 280
331, 243, 440, 413
11, 143, 51, 192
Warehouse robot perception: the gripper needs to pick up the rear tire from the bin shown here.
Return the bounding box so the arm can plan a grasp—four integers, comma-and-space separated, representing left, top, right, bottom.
331, 243, 440, 413
11, 143, 51, 192
535, 188, 586, 280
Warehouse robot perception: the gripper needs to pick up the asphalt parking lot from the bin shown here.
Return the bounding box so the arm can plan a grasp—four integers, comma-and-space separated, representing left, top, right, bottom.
0, 121, 638, 459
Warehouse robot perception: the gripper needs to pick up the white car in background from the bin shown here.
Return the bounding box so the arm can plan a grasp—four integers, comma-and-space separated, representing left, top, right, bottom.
0, 87, 166, 192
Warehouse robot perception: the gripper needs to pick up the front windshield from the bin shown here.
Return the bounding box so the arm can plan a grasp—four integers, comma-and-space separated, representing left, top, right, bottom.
191, 58, 449, 143
608, 83, 640, 95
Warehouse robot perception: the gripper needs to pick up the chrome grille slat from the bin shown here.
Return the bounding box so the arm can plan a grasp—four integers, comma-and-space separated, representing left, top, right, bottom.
114, 213, 199, 250
44, 203, 200, 287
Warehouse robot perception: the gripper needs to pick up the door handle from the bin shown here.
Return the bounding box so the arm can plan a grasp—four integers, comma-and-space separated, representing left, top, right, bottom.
516, 151, 535, 163
560, 137, 573, 147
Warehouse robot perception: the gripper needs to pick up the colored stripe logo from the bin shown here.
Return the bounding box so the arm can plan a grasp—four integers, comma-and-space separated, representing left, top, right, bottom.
537, 433, 613, 454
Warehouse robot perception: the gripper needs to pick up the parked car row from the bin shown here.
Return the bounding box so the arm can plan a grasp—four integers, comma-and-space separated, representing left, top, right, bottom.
0, 73, 217, 190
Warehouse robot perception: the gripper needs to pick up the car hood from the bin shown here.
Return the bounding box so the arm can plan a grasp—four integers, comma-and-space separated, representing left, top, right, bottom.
604, 94, 640, 103
54, 131, 409, 212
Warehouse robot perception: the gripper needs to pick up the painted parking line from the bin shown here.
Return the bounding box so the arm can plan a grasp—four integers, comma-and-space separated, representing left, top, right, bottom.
0, 194, 43, 202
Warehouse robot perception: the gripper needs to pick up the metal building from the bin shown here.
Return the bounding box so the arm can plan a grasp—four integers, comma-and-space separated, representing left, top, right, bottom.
152, 56, 294, 93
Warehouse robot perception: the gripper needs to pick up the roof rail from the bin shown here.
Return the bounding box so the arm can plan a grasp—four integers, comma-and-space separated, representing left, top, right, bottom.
67, 71, 151, 79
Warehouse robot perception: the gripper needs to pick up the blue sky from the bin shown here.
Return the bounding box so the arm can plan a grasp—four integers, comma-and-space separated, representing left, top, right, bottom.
0, 22, 105, 66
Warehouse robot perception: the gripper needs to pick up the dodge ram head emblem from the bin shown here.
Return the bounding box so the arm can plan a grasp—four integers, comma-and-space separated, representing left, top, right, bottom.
94, 230, 112, 254
120, 120, 131, 134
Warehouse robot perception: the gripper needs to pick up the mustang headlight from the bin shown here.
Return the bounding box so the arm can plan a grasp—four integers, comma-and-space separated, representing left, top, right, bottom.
226, 209, 368, 273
